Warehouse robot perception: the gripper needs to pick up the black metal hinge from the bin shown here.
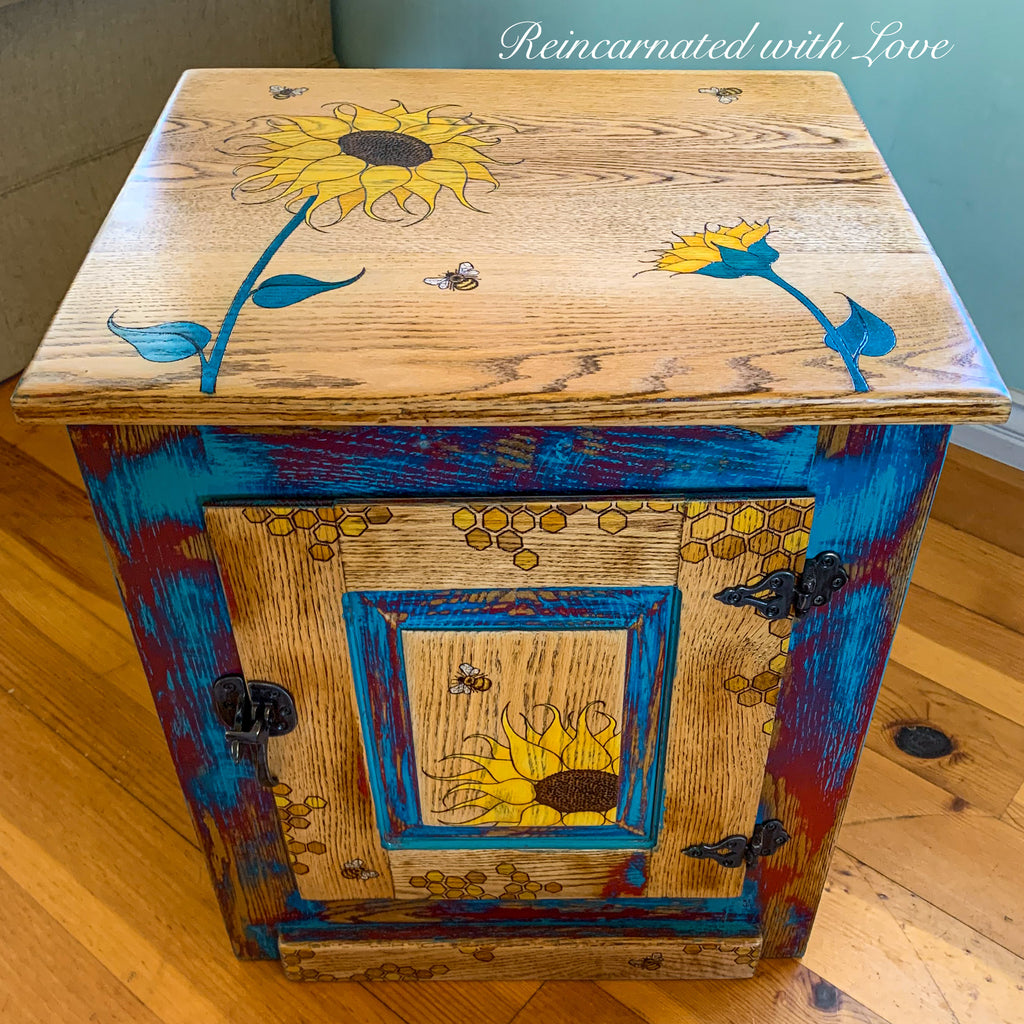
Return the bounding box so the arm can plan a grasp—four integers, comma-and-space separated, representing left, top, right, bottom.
713, 551, 848, 621
683, 819, 791, 869
212, 674, 297, 788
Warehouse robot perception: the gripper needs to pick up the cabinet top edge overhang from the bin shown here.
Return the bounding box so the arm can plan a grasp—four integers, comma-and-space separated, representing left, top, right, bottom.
12, 68, 1009, 426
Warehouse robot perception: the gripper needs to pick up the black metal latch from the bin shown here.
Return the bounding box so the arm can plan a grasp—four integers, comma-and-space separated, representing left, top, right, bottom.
683, 819, 791, 869
713, 551, 848, 621
212, 674, 297, 788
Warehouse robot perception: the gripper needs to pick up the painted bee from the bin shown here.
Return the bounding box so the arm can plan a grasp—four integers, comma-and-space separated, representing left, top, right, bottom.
628, 953, 664, 971
698, 86, 742, 104
341, 858, 379, 880
449, 662, 492, 695
270, 85, 308, 100
424, 262, 480, 291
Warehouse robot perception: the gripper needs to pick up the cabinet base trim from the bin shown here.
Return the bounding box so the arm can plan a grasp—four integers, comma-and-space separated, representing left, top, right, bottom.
278, 929, 761, 981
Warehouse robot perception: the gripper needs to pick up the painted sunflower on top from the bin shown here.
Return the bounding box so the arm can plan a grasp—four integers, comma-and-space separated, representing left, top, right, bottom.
235, 101, 501, 223
109, 99, 505, 394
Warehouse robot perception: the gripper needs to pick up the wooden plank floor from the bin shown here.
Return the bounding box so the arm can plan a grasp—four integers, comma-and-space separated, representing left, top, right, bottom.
1, 373, 1022, 1024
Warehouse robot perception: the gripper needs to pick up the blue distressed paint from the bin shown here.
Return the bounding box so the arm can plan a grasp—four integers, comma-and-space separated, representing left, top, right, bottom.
343, 586, 679, 848
69, 422, 949, 960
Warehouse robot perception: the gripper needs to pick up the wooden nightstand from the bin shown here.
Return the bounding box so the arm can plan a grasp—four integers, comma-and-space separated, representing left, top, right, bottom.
12, 68, 1008, 982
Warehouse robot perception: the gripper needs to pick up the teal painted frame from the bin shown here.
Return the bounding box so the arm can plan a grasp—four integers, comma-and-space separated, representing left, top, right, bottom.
68, 422, 949, 960
343, 585, 679, 848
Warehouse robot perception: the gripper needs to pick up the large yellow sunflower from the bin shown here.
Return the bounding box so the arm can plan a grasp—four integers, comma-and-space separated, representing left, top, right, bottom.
435, 704, 621, 827
235, 101, 502, 224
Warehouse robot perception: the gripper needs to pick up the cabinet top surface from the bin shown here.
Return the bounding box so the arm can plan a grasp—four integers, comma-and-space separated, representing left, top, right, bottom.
12, 68, 1008, 426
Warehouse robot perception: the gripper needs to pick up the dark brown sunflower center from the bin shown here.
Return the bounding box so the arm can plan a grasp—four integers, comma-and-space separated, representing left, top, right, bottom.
338, 129, 432, 168
532, 769, 618, 815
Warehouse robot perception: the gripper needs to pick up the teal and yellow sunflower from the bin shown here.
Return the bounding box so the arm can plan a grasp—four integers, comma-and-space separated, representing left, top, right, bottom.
235, 101, 502, 223
435, 704, 622, 827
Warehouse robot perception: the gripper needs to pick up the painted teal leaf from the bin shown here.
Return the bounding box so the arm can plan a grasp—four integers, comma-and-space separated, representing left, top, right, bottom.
697, 240, 779, 279
249, 269, 366, 309
824, 296, 897, 358
107, 314, 210, 362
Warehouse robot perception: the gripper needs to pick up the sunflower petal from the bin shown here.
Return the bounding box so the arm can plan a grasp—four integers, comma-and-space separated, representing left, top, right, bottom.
741, 221, 770, 246
431, 141, 494, 164
462, 801, 528, 825
464, 162, 498, 186
518, 804, 562, 827
417, 158, 474, 207
705, 229, 745, 251
562, 811, 608, 827
253, 139, 340, 162
404, 122, 486, 145
404, 173, 442, 214
537, 706, 574, 756
560, 707, 613, 771
347, 104, 402, 131
467, 777, 536, 805
359, 165, 413, 218
502, 707, 564, 780
287, 114, 354, 141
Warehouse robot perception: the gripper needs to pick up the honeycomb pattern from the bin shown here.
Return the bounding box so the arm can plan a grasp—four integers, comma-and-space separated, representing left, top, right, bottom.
272, 783, 328, 875
349, 962, 450, 982
408, 862, 564, 901
243, 504, 393, 562
679, 499, 812, 577
721, 617, 792, 735
457, 945, 497, 963
450, 498, 811, 573
282, 948, 451, 982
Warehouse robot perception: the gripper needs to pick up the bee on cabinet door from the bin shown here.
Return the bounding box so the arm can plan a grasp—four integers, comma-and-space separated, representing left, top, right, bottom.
341, 858, 379, 880
628, 953, 664, 971
424, 262, 480, 291
269, 85, 308, 100
450, 663, 493, 695
698, 86, 742, 104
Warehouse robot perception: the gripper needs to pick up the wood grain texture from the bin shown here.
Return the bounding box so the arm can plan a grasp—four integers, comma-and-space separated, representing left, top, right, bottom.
12, 68, 1008, 425
277, 933, 760, 982
3, 409, 1023, 1018
648, 498, 812, 898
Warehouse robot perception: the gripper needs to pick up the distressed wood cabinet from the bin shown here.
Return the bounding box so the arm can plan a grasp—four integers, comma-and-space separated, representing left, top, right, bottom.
13, 69, 1008, 982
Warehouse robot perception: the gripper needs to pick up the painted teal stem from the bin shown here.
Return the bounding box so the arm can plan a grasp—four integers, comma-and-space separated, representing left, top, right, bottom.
200, 196, 315, 394
760, 267, 869, 393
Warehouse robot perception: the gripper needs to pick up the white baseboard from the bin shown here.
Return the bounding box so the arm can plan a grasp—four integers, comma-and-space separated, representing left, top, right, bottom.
951, 389, 1024, 472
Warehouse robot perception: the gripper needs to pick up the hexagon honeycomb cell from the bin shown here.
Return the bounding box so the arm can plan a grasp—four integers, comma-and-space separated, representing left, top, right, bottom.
511, 510, 536, 533
753, 671, 780, 691
769, 654, 788, 673
690, 513, 728, 540
308, 543, 334, 561
768, 506, 803, 532
243, 507, 270, 524
366, 506, 393, 525
513, 549, 539, 571
711, 536, 746, 560
465, 528, 491, 551
731, 506, 765, 534
291, 509, 317, 530
340, 515, 368, 537
268, 517, 293, 536
680, 542, 708, 563
724, 675, 749, 693
737, 690, 762, 707
539, 510, 567, 533
598, 509, 628, 534
497, 531, 523, 552
482, 508, 508, 532
452, 507, 476, 531
782, 529, 811, 554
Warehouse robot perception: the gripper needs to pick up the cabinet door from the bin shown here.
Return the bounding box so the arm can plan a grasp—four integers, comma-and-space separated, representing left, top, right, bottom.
207, 496, 812, 903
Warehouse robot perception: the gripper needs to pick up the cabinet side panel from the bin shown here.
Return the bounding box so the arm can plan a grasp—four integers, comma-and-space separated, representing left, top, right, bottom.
757, 423, 950, 957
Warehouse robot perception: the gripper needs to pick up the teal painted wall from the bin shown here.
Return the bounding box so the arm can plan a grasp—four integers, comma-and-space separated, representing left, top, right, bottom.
332, 1, 1022, 389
